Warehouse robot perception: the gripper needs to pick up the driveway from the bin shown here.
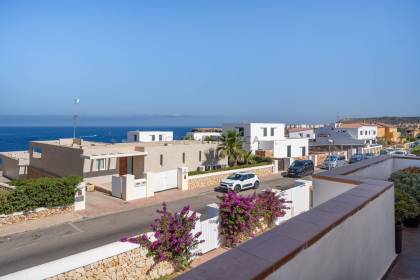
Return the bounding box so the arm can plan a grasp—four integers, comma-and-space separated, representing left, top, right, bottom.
0, 175, 304, 276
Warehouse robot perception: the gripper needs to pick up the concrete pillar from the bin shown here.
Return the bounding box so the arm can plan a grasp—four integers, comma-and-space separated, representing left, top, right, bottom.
145, 172, 155, 198
74, 182, 86, 211
178, 167, 189, 191
121, 174, 135, 201
272, 160, 278, 174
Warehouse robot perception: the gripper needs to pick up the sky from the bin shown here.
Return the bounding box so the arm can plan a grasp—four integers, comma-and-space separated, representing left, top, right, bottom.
1, 0, 420, 125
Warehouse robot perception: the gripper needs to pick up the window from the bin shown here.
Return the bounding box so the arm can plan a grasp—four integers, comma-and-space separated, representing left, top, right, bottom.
0, 158, 3, 165
271, 127, 275, 136
263, 128, 267, 137
160, 154, 163, 166
306, 134, 310, 138
182, 152, 185, 164
96, 159, 105, 171
159, 135, 163, 141
133, 134, 138, 142
287, 145, 292, 157
151, 135, 156, 141
302, 146, 306, 156
32, 147, 42, 159
365, 131, 368, 135
199, 151, 202, 162
360, 131, 363, 135
237, 127, 244, 137
373, 131, 376, 135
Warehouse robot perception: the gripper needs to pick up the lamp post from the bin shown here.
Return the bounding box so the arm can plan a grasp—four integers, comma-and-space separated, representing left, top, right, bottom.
73, 97, 80, 139
328, 139, 334, 171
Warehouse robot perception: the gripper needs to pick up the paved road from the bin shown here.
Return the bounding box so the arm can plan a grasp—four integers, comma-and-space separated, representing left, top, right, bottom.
0, 176, 302, 276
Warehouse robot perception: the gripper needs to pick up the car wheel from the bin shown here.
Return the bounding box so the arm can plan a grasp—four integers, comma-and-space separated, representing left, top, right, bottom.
234, 185, 241, 193
253, 181, 260, 189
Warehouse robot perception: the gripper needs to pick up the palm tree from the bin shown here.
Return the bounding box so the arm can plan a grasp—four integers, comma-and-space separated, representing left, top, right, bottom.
217, 130, 244, 166
240, 150, 254, 165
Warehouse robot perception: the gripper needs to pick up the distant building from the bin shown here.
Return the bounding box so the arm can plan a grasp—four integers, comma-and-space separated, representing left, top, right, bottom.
127, 131, 173, 142
375, 122, 401, 143
223, 123, 309, 160
311, 122, 381, 155
27, 138, 227, 192
287, 127, 315, 140
0, 151, 29, 180
186, 128, 222, 141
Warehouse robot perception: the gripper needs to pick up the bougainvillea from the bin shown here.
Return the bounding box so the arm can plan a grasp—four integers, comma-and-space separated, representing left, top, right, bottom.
218, 191, 259, 247
133, 203, 203, 270
255, 190, 290, 227
218, 190, 291, 247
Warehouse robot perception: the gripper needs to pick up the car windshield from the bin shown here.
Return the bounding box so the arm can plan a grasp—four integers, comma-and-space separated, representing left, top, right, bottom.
326, 156, 337, 161
352, 154, 362, 159
227, 173, 244, 180
291, 161, 305, 167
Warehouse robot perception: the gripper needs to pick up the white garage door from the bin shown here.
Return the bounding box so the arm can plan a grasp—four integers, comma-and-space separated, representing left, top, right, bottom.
153, 170, 178, 192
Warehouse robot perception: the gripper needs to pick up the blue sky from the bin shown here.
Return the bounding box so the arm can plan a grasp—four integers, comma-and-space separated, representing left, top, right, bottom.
1, 0, 419, 124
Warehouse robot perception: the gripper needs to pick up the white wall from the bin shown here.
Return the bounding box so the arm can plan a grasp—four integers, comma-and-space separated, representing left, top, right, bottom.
263, 138, 309, 159
268, 187, 396, 280
186, 132, 221, 141
127, 131, 173, 142
349, 159, 394, 181
223, 123, 285, 153
313, 178, 357, 207
288, 130, 315, 139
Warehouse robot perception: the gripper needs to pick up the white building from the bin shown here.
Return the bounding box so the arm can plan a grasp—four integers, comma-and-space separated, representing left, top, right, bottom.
222, 123, 309, 159
186, 128, 222, 141
287, 127, 315, 139
338, 123, 377, 144
127, 131, 173, 142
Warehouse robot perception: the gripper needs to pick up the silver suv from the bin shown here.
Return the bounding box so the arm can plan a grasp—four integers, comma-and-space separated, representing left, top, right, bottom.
322, 155, 347, 169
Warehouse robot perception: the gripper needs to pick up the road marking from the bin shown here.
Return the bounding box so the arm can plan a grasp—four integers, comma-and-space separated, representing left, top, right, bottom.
68, 222, 83, 233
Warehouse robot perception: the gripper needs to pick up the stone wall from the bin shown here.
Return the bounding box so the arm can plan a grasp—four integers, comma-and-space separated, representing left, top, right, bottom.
48, 246, 174, 280
188, 165, 273, 190
0, 206, 73, 226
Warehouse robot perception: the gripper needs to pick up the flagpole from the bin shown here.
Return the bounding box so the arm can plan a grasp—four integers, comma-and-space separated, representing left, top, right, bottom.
73, 97, 80, 139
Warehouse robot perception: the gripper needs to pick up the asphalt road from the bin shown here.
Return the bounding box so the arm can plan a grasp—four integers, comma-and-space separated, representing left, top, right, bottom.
0, 175, 301, 276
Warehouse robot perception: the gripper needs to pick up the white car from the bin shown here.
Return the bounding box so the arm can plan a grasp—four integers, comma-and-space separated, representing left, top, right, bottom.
219, 172, 260, 192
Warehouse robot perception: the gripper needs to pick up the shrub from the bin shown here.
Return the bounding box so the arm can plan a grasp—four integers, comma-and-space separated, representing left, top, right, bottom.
413, 146, 420, 156
138, 203, 203, 270
255, 190, 290, 227
389, 169, 420, 204
218, 191, 258, 247
0, 176, 82, 215
395, 189, 419, 224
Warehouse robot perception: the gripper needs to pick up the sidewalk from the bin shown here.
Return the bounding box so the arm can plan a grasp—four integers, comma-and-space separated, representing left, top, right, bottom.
0, 172, 289, 237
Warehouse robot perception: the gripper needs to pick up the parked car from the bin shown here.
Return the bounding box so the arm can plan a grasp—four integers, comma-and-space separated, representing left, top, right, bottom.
394, 150, 408, 155
322, 155, 347, 169
219, 172, 260, 192
286, 160, 314, 178
349, 154, 364, 164
364, 153, 375, 159
380, 149, 396, 155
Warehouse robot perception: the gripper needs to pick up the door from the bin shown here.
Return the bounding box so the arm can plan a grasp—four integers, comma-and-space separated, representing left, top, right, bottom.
119, 157, 127, 175
243, 174, 254, 189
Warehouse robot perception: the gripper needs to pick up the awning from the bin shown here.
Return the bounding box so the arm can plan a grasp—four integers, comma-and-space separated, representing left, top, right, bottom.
81, 151, 148, 160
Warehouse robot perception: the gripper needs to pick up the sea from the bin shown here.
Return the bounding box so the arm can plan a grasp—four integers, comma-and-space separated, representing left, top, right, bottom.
0, 127, 196, 152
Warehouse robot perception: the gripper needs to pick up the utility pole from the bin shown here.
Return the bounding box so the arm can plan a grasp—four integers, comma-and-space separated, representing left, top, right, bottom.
73, 97, 80, 139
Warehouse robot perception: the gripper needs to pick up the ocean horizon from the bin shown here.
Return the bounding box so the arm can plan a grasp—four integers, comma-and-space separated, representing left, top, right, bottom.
0, 126, 200, 152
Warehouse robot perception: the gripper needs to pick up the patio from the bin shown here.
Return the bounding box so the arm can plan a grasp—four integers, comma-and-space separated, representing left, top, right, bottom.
386, 226, 420, 279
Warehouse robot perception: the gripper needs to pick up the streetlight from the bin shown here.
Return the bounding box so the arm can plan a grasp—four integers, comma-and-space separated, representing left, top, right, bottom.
73, 97, 80, 139
328, 139, 334, 171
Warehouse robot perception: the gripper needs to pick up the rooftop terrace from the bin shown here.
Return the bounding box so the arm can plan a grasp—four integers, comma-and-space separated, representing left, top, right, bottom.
177, 155, 420, 280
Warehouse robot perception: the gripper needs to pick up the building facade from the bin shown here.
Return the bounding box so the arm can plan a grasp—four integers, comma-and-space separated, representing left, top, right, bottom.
127, 131, 173, 142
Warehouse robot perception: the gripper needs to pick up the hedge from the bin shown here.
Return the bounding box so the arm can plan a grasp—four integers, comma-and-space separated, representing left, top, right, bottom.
188, 161, 272, 176
0, 176, 82, 215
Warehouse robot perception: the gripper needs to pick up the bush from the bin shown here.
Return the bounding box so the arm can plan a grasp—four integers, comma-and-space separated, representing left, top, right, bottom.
218, 191, 258, 247
0, 176, 82, 215
413, 146, 420, 156
218, 190, 289, 247
255, 190, 290, 227
389, 169, 420, 204
395, 189, 419, 224
138, 203, 203, 270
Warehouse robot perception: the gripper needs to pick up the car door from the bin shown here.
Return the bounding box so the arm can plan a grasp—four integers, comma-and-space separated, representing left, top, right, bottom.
243, 174, 254, 189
